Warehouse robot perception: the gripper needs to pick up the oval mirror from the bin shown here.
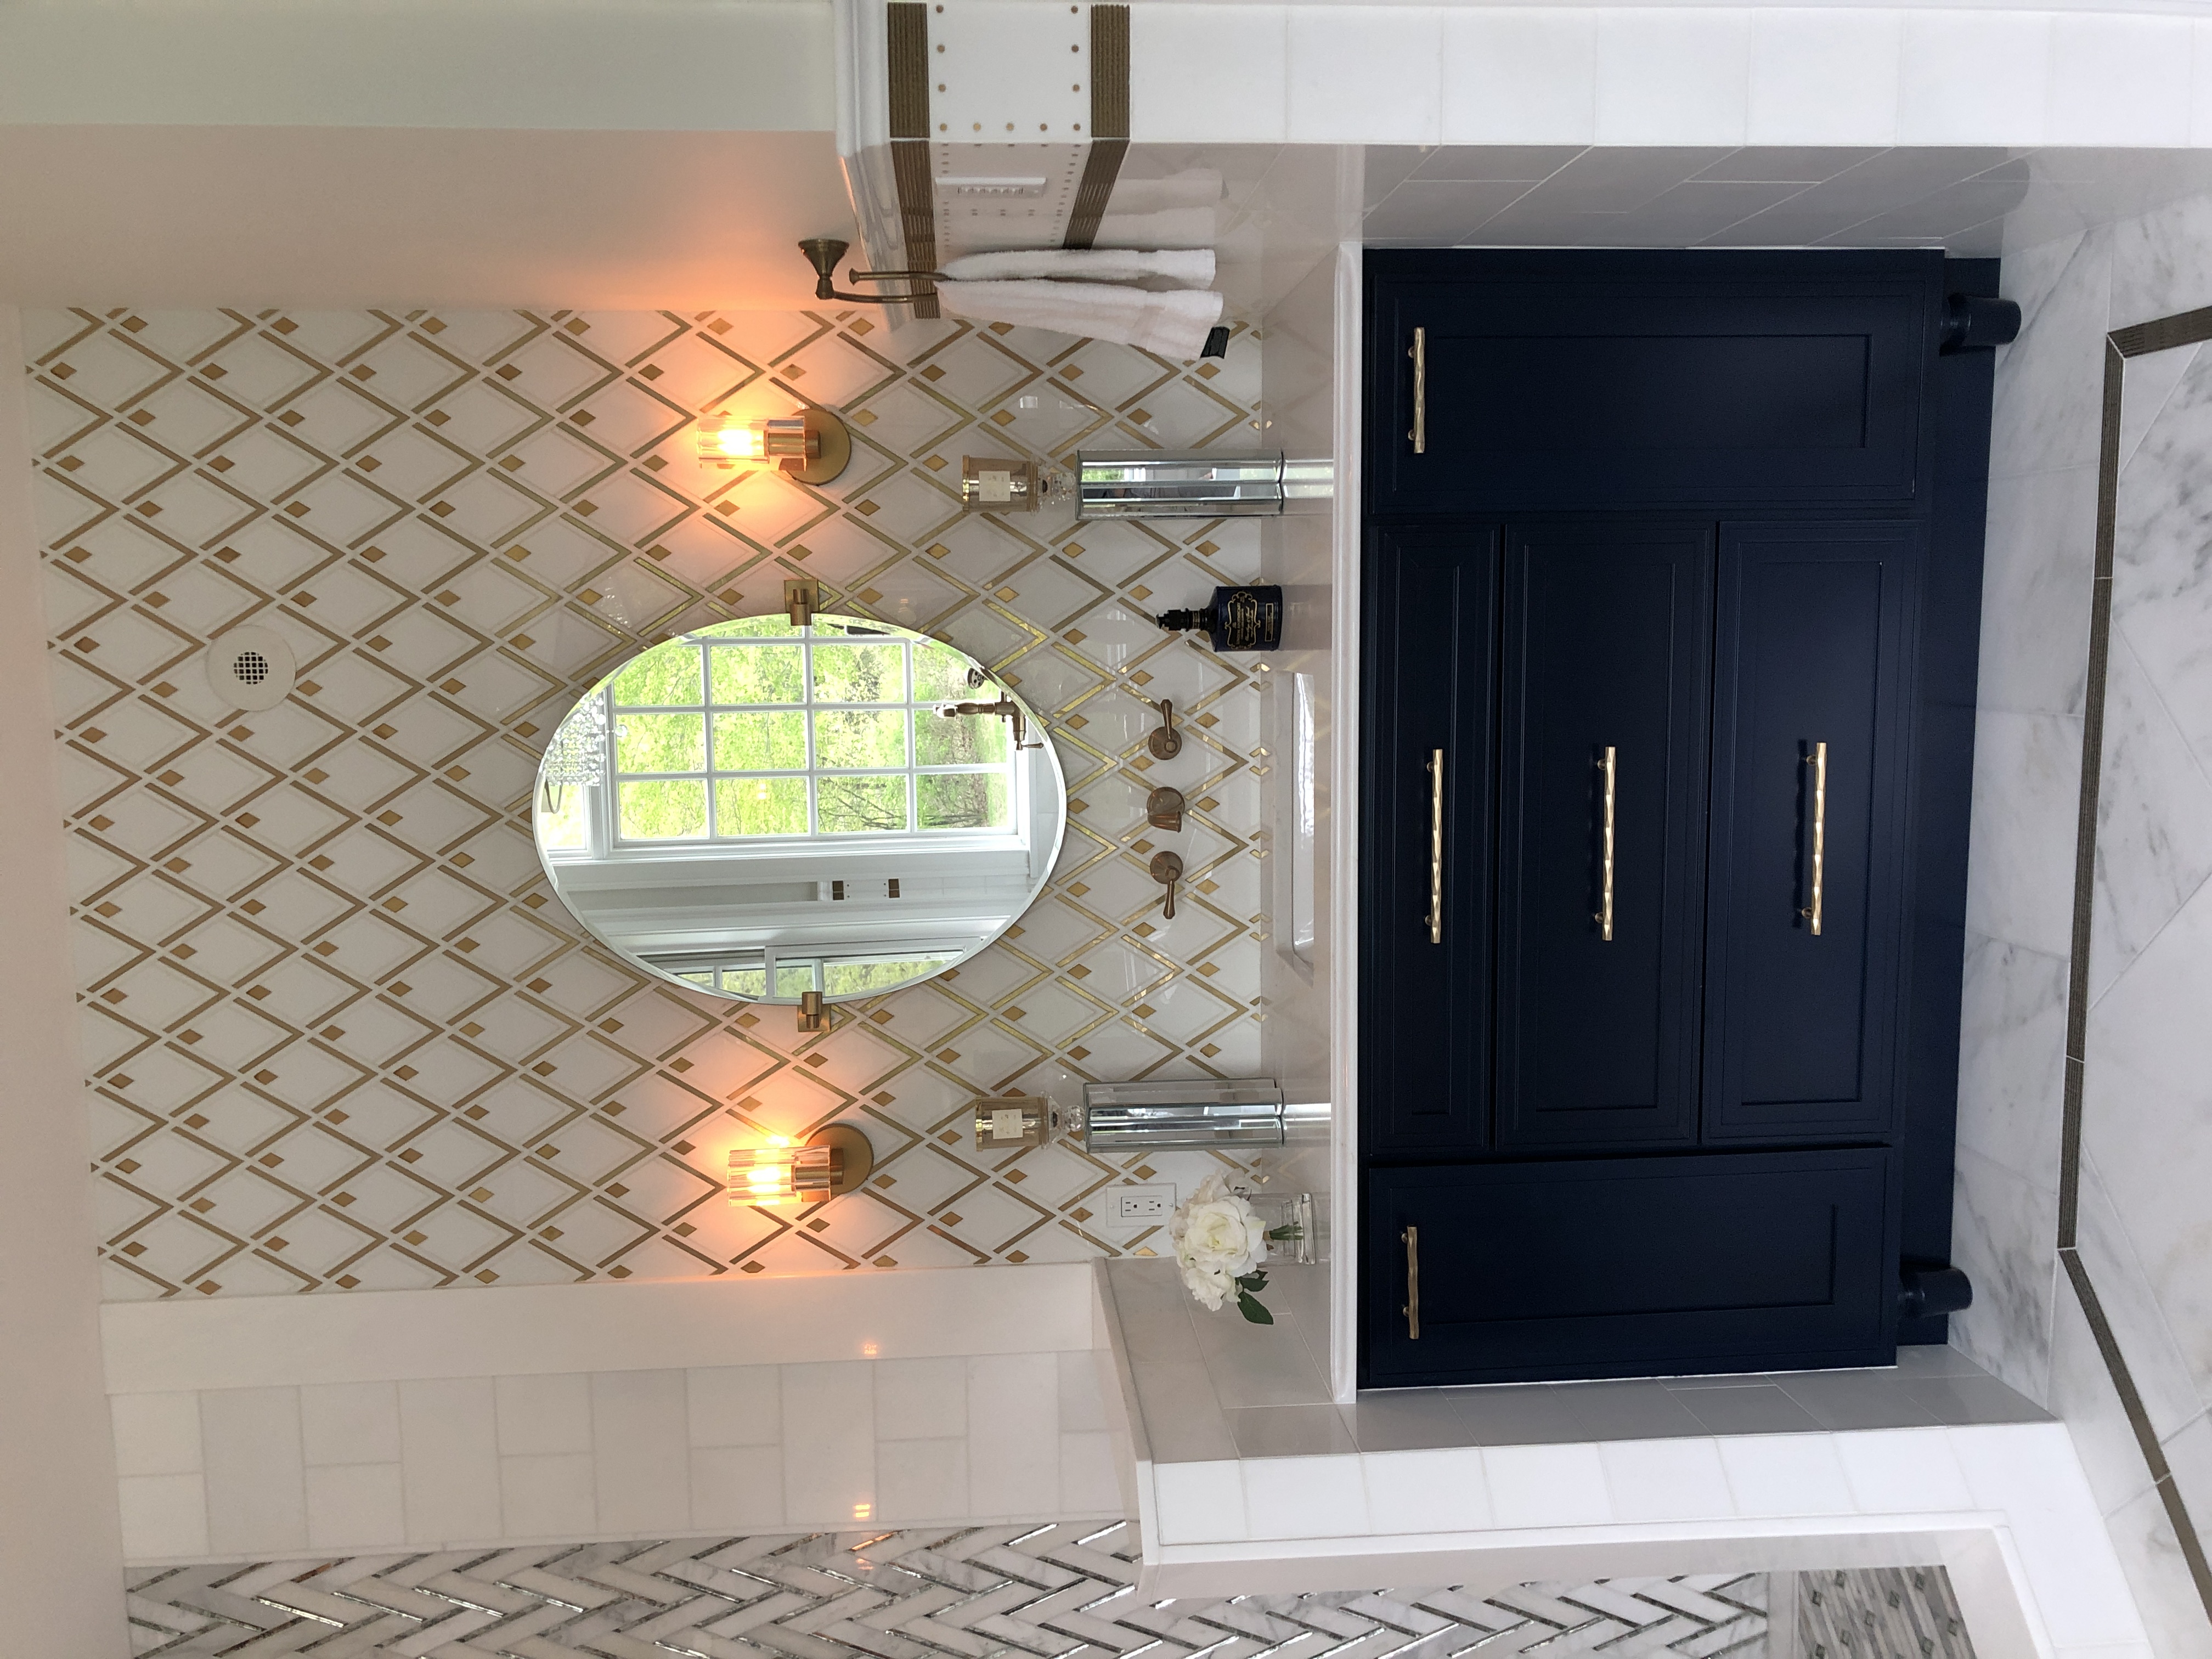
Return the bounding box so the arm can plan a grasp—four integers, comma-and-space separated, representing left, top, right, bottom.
532, 613, 1065, 1005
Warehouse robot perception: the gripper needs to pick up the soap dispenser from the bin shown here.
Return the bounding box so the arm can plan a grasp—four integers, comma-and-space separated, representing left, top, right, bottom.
1154, 583, 1284, 653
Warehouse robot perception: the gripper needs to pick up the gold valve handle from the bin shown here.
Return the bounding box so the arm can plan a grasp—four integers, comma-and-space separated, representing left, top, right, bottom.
1148, 850, 1183, 920
1802, 741, 1826, 936
1408, 328, 1426, 454
1402, 1225, 1420, 1339
1595, 745, 1616, 942
1426, 748, 1444, 944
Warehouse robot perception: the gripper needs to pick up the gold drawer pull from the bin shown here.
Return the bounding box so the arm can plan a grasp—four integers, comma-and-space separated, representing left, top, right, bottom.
1402, 1225, 1420, 1339
1595, 744, 1616, 941
1426, 748, 1444, 944
1408, 328, 1426, 454
1801, 740, 1826, 936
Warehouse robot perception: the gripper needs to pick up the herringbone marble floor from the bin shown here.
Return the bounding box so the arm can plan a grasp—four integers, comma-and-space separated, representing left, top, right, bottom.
124, 1523, 1788, 1658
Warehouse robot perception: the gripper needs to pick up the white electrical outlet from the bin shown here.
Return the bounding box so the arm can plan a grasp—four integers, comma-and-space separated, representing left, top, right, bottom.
1113, 1184, 1175, 1223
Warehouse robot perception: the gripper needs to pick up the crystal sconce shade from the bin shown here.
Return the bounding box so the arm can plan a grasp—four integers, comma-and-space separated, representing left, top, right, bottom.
727, 1125, 873, 1205
695, 407, 852, 485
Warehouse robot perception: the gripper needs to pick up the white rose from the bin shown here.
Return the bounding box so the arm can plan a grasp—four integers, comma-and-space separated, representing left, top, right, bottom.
1169, 1175, 1268, 1311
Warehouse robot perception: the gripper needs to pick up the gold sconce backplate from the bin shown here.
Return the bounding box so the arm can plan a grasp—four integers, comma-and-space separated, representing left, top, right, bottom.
808, 1124, 874, 1196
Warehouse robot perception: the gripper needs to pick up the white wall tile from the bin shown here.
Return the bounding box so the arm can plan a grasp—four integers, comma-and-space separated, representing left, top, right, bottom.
1243, 1452, 1371, 1540
1152, 1458, 1248, 1545
1058, 1351, 1108, 1434
876, 1357, 967, 1441
1834, 1427, 1976, 1513
782, 1361, 875, 1525
967, 1352, 1059, 1516
111, 1392, 201, 1477
500, 1451, 597, 1538
1361, 1446, 1491, 1533
1593, 9, 1750, 146
1899, 12, 2052, 145
2048, 16, 2192, 148
1717, 1432, 1854, 1517
305, 1463, 405, 1551
1059, 1431, 1122, 1513
687, 1365, 782, 1448
1131, 4, 1286, 143
589, 1370, 689, 1534
1747, 11, 1901, 146
1599, 1438, 1734, 1523
878, 1438, 969, 1523
496, 1373, 592, 1457
1483, 1443, 1610, 1530
398, 1378, 500, 1544
692, 1444, 787, 1530
1287, 7, 1441, 144
118, 1472, 207, 1561
200, 1386, 307, 1556
1440, 10, 1596, 145
299, 1383, 400, 1467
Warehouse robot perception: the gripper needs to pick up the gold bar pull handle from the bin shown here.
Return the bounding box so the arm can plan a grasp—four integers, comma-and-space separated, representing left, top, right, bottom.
1426, 747, 1444, 944
1408, 327, 1426, 454
1594, 744, 1616, 941
1801, 740, 1826, 936
1402, 1225, 1421, 1339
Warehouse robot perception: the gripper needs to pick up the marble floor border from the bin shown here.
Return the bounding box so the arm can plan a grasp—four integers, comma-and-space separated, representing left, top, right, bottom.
2060, 298, 2212, 1632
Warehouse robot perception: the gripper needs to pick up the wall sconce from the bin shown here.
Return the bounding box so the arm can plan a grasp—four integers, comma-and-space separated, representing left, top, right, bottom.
728, 1125, 873, 1205
696, 407, 852, 485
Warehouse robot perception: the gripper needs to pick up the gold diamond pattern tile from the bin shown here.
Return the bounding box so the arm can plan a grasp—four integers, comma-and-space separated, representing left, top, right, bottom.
30, 303, 1271, 1301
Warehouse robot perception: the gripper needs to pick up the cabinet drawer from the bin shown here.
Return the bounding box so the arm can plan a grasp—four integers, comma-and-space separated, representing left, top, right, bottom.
1363, 1148, 1899, 1385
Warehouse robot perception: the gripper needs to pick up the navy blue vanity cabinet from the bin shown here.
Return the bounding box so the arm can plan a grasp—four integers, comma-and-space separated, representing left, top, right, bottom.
1364, 1149, 1901, 1385
1495, 523, 1712, 1151
1365, 250, 1937, 515
1361, 526, 1502, 1150
1703, 524, 1923, 1143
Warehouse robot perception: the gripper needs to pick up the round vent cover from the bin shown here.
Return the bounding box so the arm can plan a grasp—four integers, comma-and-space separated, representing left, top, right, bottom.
205, 625, 295, 712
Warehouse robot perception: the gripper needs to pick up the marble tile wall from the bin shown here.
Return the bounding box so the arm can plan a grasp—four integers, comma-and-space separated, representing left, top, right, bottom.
1971, 190, 2212, 1656
26, 305, 1278, 1301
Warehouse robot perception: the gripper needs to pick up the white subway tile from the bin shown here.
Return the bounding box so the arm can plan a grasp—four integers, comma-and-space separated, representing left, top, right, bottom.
876, 1358, 967, 1441
1059, 1431, 1122, 1513
300, 1383, 400, 1467
967, 1353, 1058, 1517
1594, 9, 1750, 146
1485, 1443, 1611, 1530
1362, 1446, 1491, 1533
1835, 1426, 1974, 1513
1600, 1438, 1735, 1523
119, 1473, 207, 1561
399, 1378, 500, 1545
1441, 10, 1596, 145
496, 1373, 592, 1457
590, 1370, 690, 1534
305, 1463, 405, 1551
1287, 7, 1441, 144
1718, 1432, 1855, 1517
201, 1386, 307, 1556
878, 1438, 970, 1523
692, 1444, 787, 1530
112, 1392, 202, 1477
1132, 4, 1286, 143
687, 1366, 781, 1448
500, 1452, 597, 1538
1899, 12, 2051, 145
1058, 1351, 1108, 1435
782, 1361, 874, 1526
2049, 15, 2192, 146
1748, 11, 1901, 146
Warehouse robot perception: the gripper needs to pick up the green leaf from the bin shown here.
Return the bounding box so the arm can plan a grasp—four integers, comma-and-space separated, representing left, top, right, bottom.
1266, 1226, 1304, 1240
1237, 1271, 1268, 1294
1236, 1290, 1274, 1324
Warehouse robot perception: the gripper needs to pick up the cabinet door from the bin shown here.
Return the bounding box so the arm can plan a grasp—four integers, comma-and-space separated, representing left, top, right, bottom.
1360, 525, 1500, 1152
1495, 523, 1711, 1149
1365, 250, 1939, 515
1363, 1149, 1899, 1385
1704, 524, 1921, 1141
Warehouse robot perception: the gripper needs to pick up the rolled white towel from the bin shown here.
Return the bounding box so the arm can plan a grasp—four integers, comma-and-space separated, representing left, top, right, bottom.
935, 280, 1224, 359
940, 248, 1215, 287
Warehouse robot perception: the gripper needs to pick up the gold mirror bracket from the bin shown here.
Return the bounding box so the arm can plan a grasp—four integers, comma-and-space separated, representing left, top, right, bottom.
1147, 698, 1182, 759
1148, 850, 1183, 918
973, 1096, 1053, 1151
797, 988, 826, 1032
1146, 785, 1186, 832
785, 578, 821, 628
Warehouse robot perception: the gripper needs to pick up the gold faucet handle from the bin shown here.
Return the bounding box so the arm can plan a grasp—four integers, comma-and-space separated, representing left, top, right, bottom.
1148, 850, 1183, 918
1147, 698, 1182, 759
